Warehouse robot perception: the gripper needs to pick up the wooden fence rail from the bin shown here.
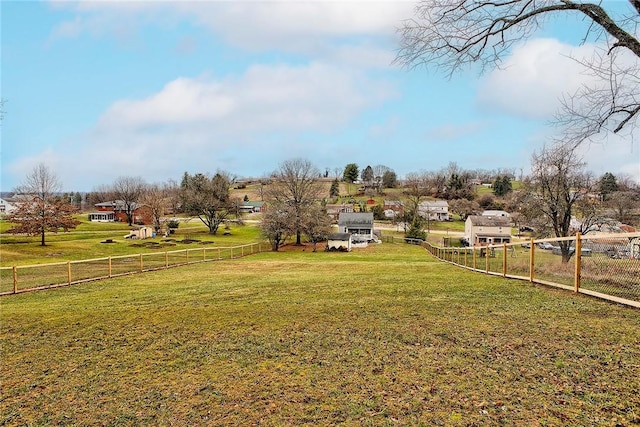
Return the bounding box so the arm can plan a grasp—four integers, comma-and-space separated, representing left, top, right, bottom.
393, 232, 640, 309
0, 242, 267, 295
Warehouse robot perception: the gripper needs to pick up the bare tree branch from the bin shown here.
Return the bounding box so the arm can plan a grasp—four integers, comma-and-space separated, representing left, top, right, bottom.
397, 0, 640, 143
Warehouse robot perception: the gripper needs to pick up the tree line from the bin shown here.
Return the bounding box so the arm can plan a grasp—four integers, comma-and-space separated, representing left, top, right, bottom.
5, 153, 639, 259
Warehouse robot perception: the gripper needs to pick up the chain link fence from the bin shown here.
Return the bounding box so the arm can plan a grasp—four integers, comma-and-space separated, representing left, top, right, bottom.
412, 232, 640, 308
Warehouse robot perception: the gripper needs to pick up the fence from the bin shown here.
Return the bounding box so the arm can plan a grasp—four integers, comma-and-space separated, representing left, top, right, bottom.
0, 242, 267, 295
396, 232, 640, 308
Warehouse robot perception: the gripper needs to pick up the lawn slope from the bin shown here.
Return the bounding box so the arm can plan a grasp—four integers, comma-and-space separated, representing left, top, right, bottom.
2, 244, 639, 426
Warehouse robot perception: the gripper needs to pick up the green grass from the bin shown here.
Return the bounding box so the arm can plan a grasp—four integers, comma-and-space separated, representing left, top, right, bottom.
2, 243, 639, 425
0, 220, 263, 266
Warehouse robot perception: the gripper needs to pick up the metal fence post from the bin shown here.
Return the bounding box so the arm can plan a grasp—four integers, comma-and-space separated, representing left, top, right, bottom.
574, 232, 582, 293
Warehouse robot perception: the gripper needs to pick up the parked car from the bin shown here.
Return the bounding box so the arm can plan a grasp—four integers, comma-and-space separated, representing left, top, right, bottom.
569, 247, 592, 256
537, 242, 555, 250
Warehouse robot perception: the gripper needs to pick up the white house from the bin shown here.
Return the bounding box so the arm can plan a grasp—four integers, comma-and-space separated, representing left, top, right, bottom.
0, 198, 17, 216
418, 200, 450, 221
338, 212, 374, 242
465, 215, 512, 246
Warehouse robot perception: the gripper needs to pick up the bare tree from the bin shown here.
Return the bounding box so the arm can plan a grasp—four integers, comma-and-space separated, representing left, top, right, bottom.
523, 144, 595, 263
8, 164, 80, 246
397, 0, 640, 144
260, 200, 294, 251
403, 171, 432, 219
180, 172, 235, 235
140, 182, 174, 233
302, 203, 333, 252
265, 158, 323, 245
112, 176, 146, 226
607, 190, 640, 223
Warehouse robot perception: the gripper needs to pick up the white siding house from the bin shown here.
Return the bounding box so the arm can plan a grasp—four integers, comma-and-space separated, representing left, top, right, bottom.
0, 198, 17, 216
338, 212, 374, 242
418, 200, 450, 221
465, 215, 512, 246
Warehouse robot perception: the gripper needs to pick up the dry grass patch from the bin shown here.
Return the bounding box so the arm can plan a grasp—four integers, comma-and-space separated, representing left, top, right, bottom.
1, 244, 639, 426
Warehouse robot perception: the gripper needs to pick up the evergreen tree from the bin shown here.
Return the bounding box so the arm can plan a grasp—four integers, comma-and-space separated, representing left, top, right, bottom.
343, 163, 359, 183
382, 170, 397, 188
598, 172, 618, 201
361, 165, 374, 184
405, 215, 427, 241
329, 178, 340, 197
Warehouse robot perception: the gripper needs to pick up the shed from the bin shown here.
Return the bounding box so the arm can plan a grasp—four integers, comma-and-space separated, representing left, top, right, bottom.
326, 233, 352, 252
124, 226, 155, 240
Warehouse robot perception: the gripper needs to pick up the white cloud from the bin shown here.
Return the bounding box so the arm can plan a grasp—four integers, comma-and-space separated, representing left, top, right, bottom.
43, 62, 398, 188
99, 62, 396, 132
578, 133, 640, 182
49, 1, 413, 59
477, 38, 600, 118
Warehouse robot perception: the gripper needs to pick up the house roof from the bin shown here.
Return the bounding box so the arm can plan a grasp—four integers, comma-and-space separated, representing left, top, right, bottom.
419, 200, 449, 208
481, 210, 511, 217
467, 215, 512, 227
328, 233, 351, 240
338, 212, 374, 227
95, 200, 145, 210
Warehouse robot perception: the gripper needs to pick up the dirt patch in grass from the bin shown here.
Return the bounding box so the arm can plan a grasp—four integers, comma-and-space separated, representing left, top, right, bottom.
129, 241, 176, 249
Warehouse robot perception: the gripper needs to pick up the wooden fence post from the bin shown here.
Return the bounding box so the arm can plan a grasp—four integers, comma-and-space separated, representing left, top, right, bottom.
13, 266, 17, 293
203, 247, 206, 262
186, 249, 189, 265
574, 232, 582, 293
165, 251, 168, 268
108, 257, 112, 278
485, 246, 489, 273
503, 243, 507, 277
67, 261, 72, 285
473, 247, 477, 270
139, 254, 143, 272
529, 238, 535, 283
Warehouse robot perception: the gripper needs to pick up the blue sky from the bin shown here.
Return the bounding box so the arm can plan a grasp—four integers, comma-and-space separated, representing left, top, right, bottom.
2, 0, 639, 192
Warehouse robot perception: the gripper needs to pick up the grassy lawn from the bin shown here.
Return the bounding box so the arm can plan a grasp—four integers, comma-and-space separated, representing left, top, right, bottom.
0, 220, 263, 266
1, 243, 638, 426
